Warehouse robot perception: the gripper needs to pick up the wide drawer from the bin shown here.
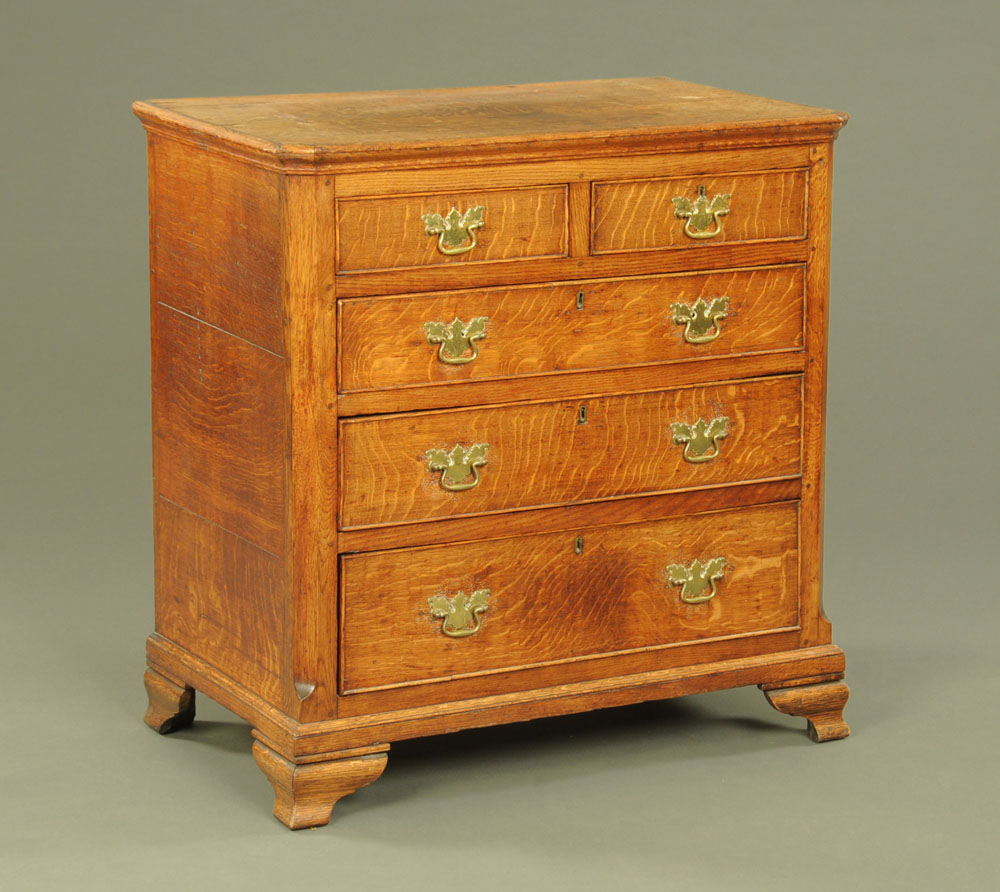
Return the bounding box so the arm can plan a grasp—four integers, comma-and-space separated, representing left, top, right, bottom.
592, 168, 806, 254
339, 501, 800, 693
339, 264, 805, 392
339, 375, 802, 529
337, 185, 568, 273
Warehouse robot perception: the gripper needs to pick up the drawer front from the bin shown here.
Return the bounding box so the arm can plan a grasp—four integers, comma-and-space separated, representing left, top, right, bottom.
340, 501, 800, 693
339, 264, 805, 392
592, 169, 806, 254
339, 375, 801, 529
337, 186, 568, 272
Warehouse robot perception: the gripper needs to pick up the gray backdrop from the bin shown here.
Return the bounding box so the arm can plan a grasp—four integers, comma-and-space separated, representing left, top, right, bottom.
2, 1, 997, 889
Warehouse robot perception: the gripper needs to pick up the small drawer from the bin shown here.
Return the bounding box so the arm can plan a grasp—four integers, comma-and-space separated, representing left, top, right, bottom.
336, 186, 568, 273
592, 168, 807, 255
339, 264, 804, 392
339, 375, 801, 529
339, 501, 800, 693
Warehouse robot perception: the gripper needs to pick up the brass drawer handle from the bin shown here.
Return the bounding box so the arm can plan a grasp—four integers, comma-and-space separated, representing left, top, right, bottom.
422, 205, 485, 255
664, 558, 726, 604
425, 443, 489, 491
670, 416, 729, 463
424, 316, 488, 364
671, 297, 729, 344
672, 185, 730, 239
428, 589, 490, 637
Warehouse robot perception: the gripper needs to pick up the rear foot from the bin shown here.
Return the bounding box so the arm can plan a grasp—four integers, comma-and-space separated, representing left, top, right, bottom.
761, 679, 850, 742
144, 667, 195, 734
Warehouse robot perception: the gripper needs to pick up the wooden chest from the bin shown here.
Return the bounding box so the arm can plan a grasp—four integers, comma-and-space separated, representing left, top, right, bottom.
134, 78, 850, 829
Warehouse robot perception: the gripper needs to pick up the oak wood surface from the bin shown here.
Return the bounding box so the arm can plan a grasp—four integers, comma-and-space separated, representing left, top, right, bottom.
133, 77, 846, 171
593, 169, 807, 253
334, 145, 810, 197
337, 185, 567, 272
340, 501, 799, 693
149, 135, 284, 354
154, 498, 287, 706
336, 350, 806, 416
152, 300, 286, 555
339, 264, 805, 392
339, 374, 802, 529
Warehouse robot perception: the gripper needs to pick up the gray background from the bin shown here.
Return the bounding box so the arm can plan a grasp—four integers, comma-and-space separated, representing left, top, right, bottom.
2, 1, 998, 889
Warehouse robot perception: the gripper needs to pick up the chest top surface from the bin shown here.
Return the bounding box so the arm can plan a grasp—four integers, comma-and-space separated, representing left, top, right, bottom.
133, 77, 847, 167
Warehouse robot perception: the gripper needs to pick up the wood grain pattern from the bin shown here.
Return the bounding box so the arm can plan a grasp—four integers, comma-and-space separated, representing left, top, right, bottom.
340, 501, 799, 693
593, 169, 807, 254
133, 77, 846, 171
153, 303, 286, 553
339, 264, 805, 392
282, 174, 341, 723
149, 135, 284, 354
334, 146, 810, 198
333, 240, 810, 299
337, 186, 567, 272
339, 375, 802, 529
154, 498, 286, 706
337, 350, 806, 416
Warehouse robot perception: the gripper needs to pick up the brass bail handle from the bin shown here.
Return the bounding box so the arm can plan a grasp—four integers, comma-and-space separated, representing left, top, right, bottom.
422, 205, 485, 256
424, 317, 489, 365
425, 443, 490, 491
671, 297, 729, 344
428, 589, 490, 637
670, 416, 729, 463
671, 185, 731, 240
664, 558, 727, 604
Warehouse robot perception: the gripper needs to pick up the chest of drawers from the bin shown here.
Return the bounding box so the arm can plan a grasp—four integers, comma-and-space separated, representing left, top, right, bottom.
134, 78, 850, 830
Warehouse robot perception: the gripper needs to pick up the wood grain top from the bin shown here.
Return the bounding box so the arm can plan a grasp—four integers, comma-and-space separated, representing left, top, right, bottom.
133, 78, 847, 167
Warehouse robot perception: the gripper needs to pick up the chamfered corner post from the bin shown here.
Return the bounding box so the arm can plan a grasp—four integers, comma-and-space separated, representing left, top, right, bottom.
761, 678, 850, 742
143, 667, 196, 734
251, 735, 389, 830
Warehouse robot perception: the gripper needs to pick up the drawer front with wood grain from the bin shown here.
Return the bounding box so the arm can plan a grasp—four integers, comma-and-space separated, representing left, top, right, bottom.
337, 186, 568, 273
339, 264, 805, 392
339, 375, 802, 529
339, 501, 800, 693
592, 168, 807, 255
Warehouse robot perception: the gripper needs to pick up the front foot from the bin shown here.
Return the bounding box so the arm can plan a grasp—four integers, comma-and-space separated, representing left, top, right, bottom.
252, 736, 389, 830
144, 668, 195, 734
761, 679, 850, 742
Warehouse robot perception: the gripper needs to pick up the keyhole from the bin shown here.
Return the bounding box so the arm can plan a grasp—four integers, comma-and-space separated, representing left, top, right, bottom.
576, 290, 585, 310
577, 404, 588, 424
575, 536, 584, 555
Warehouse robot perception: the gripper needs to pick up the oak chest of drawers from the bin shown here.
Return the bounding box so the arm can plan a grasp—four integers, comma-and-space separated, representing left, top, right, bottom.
134, 78, 850, 829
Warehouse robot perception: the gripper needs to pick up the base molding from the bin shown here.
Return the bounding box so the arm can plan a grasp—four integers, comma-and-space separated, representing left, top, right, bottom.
761, 679, 851, 742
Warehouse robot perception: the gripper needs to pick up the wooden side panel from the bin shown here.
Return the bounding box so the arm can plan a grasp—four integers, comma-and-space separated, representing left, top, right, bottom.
153, 304, 286, 553
593, 169, 807, 254
339, 264, 805, 392
155, 499, 286, 705
339, 375, 802, 529
150, 135, 284, 354
340, 501, 799, 693
337, 186, 567, 272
